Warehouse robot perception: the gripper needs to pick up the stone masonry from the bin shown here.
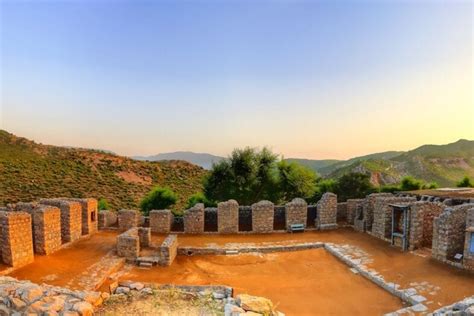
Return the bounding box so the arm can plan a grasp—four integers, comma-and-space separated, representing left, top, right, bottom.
251, 200, 274, 233
138, 227, 151, 248
0, 211, 34, 267
337, 202, 347, 223
316, 193, 337, 230
40, 199, 82, 243
408, 201, 444, 251
67, 198, 98, 235
217, 200, 239, 234
285, 198, 307, 230
149, 209, 173, 233
116, 228, 140, 260
432, 203, 474, 263
371, 196, 416, 240
464, 208, 474, 271
159, 234, 178, 266
362, 193, 393, 232
184, 203, 205, 234
98, 210, 118, 229
118, 209, 140, 231
346, 199, 364, 225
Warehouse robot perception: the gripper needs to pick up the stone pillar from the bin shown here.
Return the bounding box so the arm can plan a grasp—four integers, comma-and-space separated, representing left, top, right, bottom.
217, 200, 239, 234
116, 228, 139, 260
159, 234, 178, 266
98, 210, 118, 229
251, 200, 274, 233
184, 203, 205, 234
138, 227, 151, 247
0, 211, 34, 267
67, 198, 98, 235
316, 193, 337, 230
285, 198, 307, 230
118, 209, 140, 231
371, 196, 416, 240
346, 199, 364, 225
149, 210, 173, 233
462, 208, 474, 270
40, 199, 82, 243
362, 193, 393, 232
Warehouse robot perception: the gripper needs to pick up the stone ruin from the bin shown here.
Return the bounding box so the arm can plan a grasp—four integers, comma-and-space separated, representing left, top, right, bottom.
98, 210, 118, 229
358, 193, 393, 233
149, 209, 173, 233
371, 196, 417, 240
0, 211, 34, 268
116, 227, 151, 261
40, 199, 82, 243
217, 200, 239, 234
315, 193, 337, 230
346, 199, 364, 225
336, 202, 347, 223
285, 198, 307, 230
183, 203, 205, 234
66, 198, 98, 235
251, 200, 274, 233
118, 209, 141, 231
464, 208, 474, 270
159, 234, 178, 266
407, 201, 444, 251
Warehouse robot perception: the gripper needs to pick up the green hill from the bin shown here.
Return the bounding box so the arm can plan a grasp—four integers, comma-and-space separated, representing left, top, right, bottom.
0, 130, 206, 210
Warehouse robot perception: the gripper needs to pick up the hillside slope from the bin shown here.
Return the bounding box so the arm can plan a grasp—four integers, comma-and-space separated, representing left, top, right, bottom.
0, 130, 206, 210
133, 151, 224, 169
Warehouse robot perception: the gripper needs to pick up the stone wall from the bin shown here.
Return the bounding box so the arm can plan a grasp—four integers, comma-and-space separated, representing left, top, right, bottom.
346, 199, 364, 225
337, 202, 347, 222
67, 198, 98, 235
285, 198, 307, 230
159, 234, 178, 266
98, 210, 118, 229
316, 193, 337, 230
432, 203, 474, 263
149, 209, 173, 233
40, 199, 82, 243
138, 227, 151, 248
251, 200, 274, 233
371, 196, 416, 240
408, 202, 444, 251
118, 209, 140, 231
362, 193, 393, 232
116, 228, 140, 260
463, 208, 474, 270
217, 200, 239, 234
0, 211, 34, 267
183, 203, 205, 234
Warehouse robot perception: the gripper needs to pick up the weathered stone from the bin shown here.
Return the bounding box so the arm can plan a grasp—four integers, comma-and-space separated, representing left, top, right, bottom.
218, 200, 239, 234
159, 235, 178, 266
129, 282, 144, 291
285, 198, 307, 230
118, 210, 140, 231
40, 199, 82, 243
149, 210, 173, 233
72, 301, 93, 316
0, 211, 34, 267
19, 285, 43, 304
66, 198, 98, 235
251, 201, 274, 233
184, 204, 205, 234
98, 210, 117, 230
316, 193, 337, 230
115, 287, 130, 295
236, 294, 273, 314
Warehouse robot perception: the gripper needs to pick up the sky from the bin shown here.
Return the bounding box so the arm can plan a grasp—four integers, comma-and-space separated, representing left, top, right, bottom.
0, 0, 473, 160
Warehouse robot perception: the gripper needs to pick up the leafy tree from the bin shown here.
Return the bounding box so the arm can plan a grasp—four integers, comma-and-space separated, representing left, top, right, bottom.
380, 184, 400, 193
277, 160, 317, 201
334, 172, 376, 201
423, 182, 439, 189
457, 176, 474, 188
139, 186, 177, 215
400, 176, 423, 191
311, 178, 337, 202
98, 197, 110, 210
186, 192, 216, 208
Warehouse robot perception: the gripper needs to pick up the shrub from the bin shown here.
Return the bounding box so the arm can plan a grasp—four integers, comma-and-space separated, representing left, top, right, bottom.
186, 192, 216, 209
400, 176, 423, 191
139, 186, 178, 216
457, 176, 474, 188
334, 172, 376, 201
379, 184, 400, 193
277, 160, 317, 202
98, 198, 110, 210
423, 182, 439, 189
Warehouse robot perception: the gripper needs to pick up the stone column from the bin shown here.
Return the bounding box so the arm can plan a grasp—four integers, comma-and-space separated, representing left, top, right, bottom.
118, 209, 140, 231
67, 198, 98, 235
149, 210, 173, 233
0, 211, 34, 267
184, 203, 205, 234
217, 200, 239, 234
316, 193, 337, 230
117, 228, 139, 260
40, 199, 82, 243
285, 198, 307, 230
251, 200, 274, 233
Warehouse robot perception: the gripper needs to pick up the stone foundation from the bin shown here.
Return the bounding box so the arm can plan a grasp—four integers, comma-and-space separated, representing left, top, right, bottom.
67, 198, 98, 235
159, 234, 178, 266
184, 203, 205, 234
346, 199, 364, 225
371, 196, 416, 240
0, 211, 34, 267
98, 210, 118, 229
285, 198, 307, 230
217, 200, 239, 234
40, 199, 82, 243
251, 201, 274, 233
149, 210, 173, 233
118, 209, 140, 231
408, 202, 444, 250
316, 193, 337, 230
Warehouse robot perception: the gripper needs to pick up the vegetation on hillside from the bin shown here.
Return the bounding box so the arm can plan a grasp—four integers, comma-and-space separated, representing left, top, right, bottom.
139, 186, 178, 215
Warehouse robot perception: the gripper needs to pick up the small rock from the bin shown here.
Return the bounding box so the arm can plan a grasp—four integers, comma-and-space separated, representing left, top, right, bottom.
9, 297, 26, 309
224, 303, 245, 316
213, 292, 226, 299
129, 282, 144, 291
115, 287, 130, 295
236, 294, 274, 314
140, 288, 153, 295
411, 304, 428, 312
19, 285, 44, 304
72, 301, 93, 316
411, 295, 427, 303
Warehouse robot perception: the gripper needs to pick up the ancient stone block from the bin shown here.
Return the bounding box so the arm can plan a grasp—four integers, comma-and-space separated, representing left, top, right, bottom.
346, 199, 364, 225
0, 211, 34, 267
371, 196, 416, 240
285, 198, 307, 230
118, 209, 140, 231
149, 210, 173, 234
116, 228, 139, 259
40, 199, 82, 243
184, 203, 204, 234
66, 198, 98, 235
251, 200, 274, 233
159, 234, 178, 266
98, 210, 118, 229
408, 202, 444, 251
217, 200, 239, 234
316, 193, 337, 230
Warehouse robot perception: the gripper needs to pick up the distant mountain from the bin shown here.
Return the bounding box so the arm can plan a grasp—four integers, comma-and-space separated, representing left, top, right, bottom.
133, 151, 224, 169
285, 158, 341, 172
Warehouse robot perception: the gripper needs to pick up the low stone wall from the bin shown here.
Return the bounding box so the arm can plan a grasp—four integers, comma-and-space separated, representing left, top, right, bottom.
463, 208, 474, 271
371, 196, 416, 240
251, 200, 274, 233
159, 234, 178, 266
118, 209, 140, 231
346, 199, 364, 225
217, 200, 239, 234
116, 228, 140, 260
98, 210, 118, 229
408, 202, 444, 251
285, 198, 307, 230
362, 193, 393, 232
149, 209, 173, 233
184, 203, 205, 234
67, 198, 98, 235
0, 211, 34, 268
40, 199, 82, 243
316, 193, 337, 230
432, 295, 474, 315
337, 202, 347, 222
138, 227, 151, 248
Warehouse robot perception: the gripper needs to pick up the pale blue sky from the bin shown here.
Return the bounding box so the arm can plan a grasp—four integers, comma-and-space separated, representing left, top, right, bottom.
1, 1, 473, 159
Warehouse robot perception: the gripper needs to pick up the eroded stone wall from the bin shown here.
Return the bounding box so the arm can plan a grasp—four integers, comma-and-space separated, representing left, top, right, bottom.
138, 227, 151, 247
116, 228, 140, 260
251, 201, 274, 233
285, 198, 307, 230
159, 234, 178, 266
149, 209, 173, 233
362, 193, 393, 232
40, 199, 82, 243
371, 196, 416, 240
463, 208, 474, 270
98, 210, 118, 229
0, 211, 34, 267
347, 199, 364, 225
217, 200, 239, 234
408, 202, 444, 250
184, 203, 205, 234
316, 193, 337, 230
118, 209, 140, 231
67, 198, 98, 235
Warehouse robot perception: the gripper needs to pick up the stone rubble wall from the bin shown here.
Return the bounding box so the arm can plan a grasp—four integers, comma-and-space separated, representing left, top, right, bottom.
316, 193, 337, 230
285, 198, 307, 230
463, 208, 474, 271
408, 201, 444, 251
432, 295, 474, 315
118, 209, 140, 231
217, 200, 239, 234
138, 227, 151, 248
159, 234, 178, 266
251, 200, 274, 233
346, 199, 364, 225
40, 199, 82, 243
116, 228, 140, 260
337, 202, 347, 222
98, 210, 118, 229
432, 203, 474, 263
371, 196, 416, 240
149, 209, 173, 233
66, 198, 98, 235
183, 203, 205, 234
362, 193, 393, 232
0, 211, 34, 268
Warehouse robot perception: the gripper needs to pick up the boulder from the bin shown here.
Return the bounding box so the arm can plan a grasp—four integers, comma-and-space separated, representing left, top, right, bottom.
236, 294, 274, 314
19, 285, 44, 304
72, 301, 93, 316
115, 287, 130, 295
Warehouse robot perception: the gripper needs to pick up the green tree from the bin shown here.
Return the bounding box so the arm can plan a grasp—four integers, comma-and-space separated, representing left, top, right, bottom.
400, 176, 423, 191
457, 176, 474, 188
312, 178, 337, 202
423, 182, 439, 189
98, 198, 110, 210
277, 160, 317, 202
139, 186, 178, 215
186, 192, 216, 208
334, 172, 376, 201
